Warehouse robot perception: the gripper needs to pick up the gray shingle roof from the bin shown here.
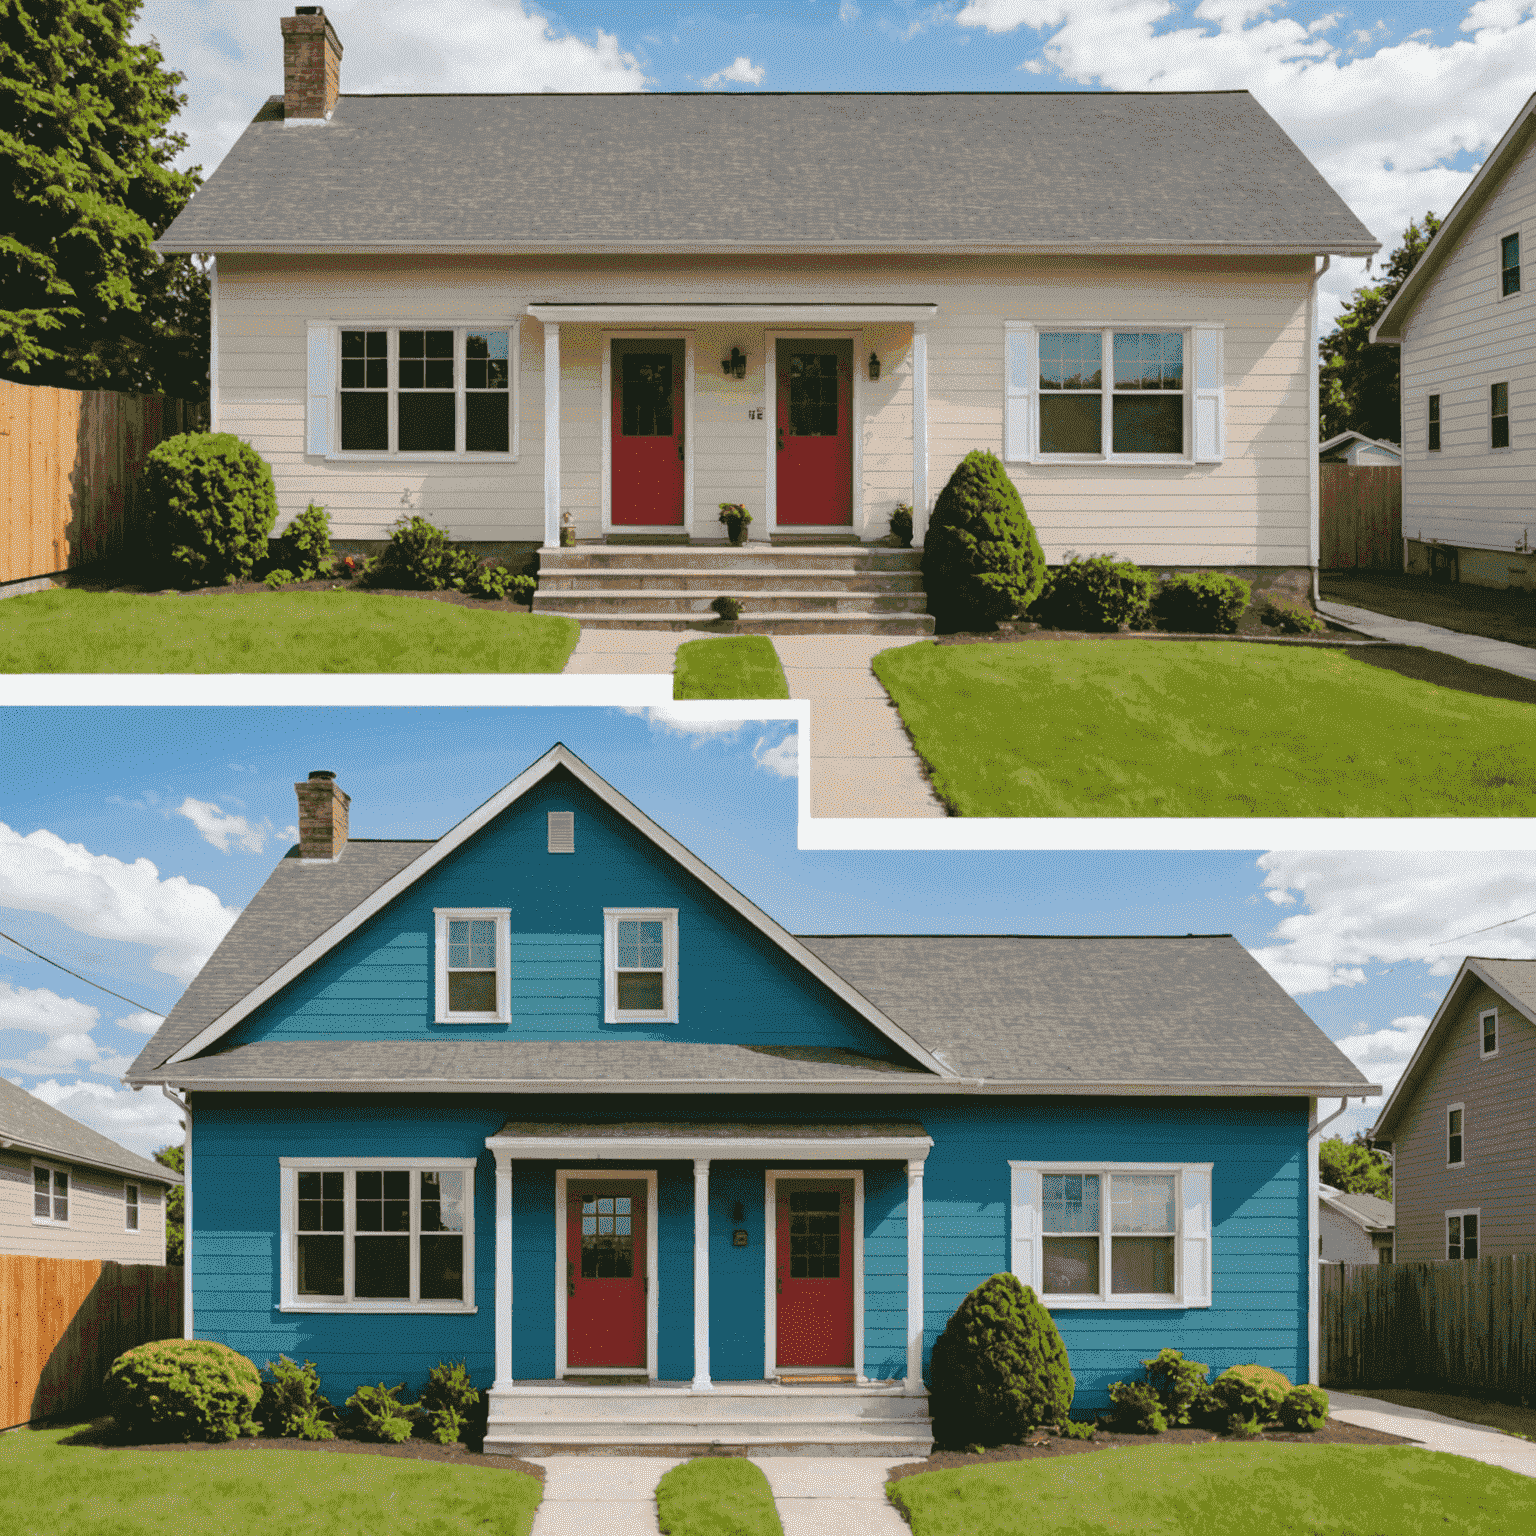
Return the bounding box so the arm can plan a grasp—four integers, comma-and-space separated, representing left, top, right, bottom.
0, 1077, 181, 1185
156, 90, 1377, 256
1475, 958, 1536, 1020
1321, 1186, 1394, 1230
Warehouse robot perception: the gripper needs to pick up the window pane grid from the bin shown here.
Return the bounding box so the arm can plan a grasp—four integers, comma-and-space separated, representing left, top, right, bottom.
1492, 382, 1510, 449
1037, 330, 1184, 457
1428, 394, 1440, 451
126, 1183, 139, 1231
1502, 233, 1520, 297
613, 915, 668, 1015
1040, 1171, 1180, 1298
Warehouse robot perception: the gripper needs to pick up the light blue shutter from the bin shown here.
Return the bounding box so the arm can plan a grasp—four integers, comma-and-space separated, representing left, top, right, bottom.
1192, 325, 1225, 463
1010, 1165, 1039, 1291
1004, 328, 1034, 461
1180, 1167, 1212, 1305
306, 324, 333, 456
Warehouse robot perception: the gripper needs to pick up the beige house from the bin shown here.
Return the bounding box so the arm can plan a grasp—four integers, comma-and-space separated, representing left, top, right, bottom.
1372, 89, 1536, 590
154, 7, 1376, 623
1368, 958, 1536, 1264
1318, 1183, 1394, 1264
0, 1078, 178, 1265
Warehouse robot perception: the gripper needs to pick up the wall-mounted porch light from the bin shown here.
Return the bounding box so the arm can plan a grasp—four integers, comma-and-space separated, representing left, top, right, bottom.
868, 351, 881, 381
722, 347, 747, 379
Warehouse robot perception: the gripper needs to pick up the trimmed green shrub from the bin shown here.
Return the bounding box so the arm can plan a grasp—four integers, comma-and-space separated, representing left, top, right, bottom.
367, 514, 482, 592
1142, 1347, 1211, 1428
1277, 1384, 1330, 1432
1056, 1419, 1096, 1440
105, 1338, 261, 1442
140, 432, 278, 587
1153, 571, 1252, 634
264, 568, 295, 590
1030, 554, 1157, 632
1108, 1378, 1167, 1434
921, 450, 1046, 630
1261, 594, 1326, 636
344, 1381, 416, 1444
711, 595, 743, 621
259, 1355, 335, 1440
928, 1272, 1075, 1447
890, 504, 914, 547
273, 502, 333, 580
421, 1359, 482, 1447
1211, 1363, 1290, 1432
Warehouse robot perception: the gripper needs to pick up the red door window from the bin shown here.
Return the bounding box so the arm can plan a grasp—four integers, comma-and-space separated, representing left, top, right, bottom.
775, 1178, 854, 1369
567, 1180, 647, 1369
612, 341, 684, 526
776, 342, 852, 526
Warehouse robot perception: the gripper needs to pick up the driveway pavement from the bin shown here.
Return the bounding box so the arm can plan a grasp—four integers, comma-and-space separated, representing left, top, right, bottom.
1318, 599, 1536, 682
1327, 1390, 1536, 1479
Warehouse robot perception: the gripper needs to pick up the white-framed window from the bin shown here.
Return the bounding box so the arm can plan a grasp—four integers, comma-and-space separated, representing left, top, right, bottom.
1009, 1161, 1212, 1308
1447, 1209, 1480, 1261
433, 908, 511, 1024
1447, 1103, 1465, 1167
307, 321, 520, 460
1491, 382, 1510, 450
1500, 230, 1521, 298
1003, 322, 1225, 465
603, 908, 679, 1023
32, 1162, 69, 1225
1481, 1008, 1498, 1058
278, 1157, 477, 1312
125, 1182, 140, 1231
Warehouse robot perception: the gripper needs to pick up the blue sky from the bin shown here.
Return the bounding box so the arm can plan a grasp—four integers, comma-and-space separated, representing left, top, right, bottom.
6, 705, 1536, 1155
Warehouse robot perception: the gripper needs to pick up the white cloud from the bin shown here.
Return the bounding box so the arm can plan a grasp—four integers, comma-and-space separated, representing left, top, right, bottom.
1248, 852, 1536, 997
1020, 57, 1050, 72
176, 796, 268, 854
118, 1011, 167, 1036
753, 731, 800, 779
1334, 1012, 1432, 1108
623, 708, 748, 741
0, 982, 136, 1077
0, 822, 239, 982
28, 1079, 185, 1160
701, 56, 767, 88
840, 0, 862, 20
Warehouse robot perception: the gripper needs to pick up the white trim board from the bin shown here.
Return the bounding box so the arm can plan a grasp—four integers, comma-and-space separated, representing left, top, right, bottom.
530, 303, 938, 324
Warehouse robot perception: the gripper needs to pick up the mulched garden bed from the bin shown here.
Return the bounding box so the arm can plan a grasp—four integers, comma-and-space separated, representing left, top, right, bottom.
67, 572, 537, 614
885, 1417, 1414, 1483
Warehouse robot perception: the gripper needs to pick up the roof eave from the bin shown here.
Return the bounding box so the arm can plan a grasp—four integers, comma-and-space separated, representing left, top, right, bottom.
0, 1132, 181, 1185
1369, 958, 1489, 1139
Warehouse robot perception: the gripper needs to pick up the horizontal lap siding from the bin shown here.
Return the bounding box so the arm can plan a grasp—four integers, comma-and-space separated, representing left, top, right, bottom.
0, 1149, 167, 1265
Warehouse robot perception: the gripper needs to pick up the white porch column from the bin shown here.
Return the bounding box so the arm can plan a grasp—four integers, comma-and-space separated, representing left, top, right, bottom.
542, 322, 561, 549
911, 324, 929, 546
906, 1158, 926, 1392
692, 1157, 713, 1391
493, 1153, 514, 1391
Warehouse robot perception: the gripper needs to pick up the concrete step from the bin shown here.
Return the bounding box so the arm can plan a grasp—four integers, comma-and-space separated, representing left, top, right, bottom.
488, 1390, 930, 1424
536, 589, 929, 616
529, 610, 937, 635
539, 569, 926, 594
484, 1431, 934, 1457
544, 547, 922, 573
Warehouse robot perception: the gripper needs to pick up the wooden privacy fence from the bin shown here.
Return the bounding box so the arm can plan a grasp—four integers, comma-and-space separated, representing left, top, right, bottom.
0, 379, 205, 584
1320, 462, 1402, 571
1, 1255, 182, 1428
1321, 1255, 1536, 1396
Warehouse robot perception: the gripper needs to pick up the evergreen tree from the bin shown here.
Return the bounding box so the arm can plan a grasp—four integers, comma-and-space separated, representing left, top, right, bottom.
1318, 1133, 1392, 1201
1319, 212, 1441, 445
1, 0, 206, 395
154, 1140, 184, 1265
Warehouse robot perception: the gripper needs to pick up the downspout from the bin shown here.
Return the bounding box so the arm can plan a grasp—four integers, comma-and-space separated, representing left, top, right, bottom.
1308, 255, 1331, 608
161, 1085, 192, 1339
1307, 1095, 1351, 1386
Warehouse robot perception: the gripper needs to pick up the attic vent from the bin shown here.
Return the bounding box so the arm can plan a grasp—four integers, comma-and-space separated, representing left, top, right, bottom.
548, 812, 575, 854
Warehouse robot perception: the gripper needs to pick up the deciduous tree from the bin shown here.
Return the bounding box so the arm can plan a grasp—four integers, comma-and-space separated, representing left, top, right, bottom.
1318, 1133, 1392, 1201
154, 1140, 184, 1265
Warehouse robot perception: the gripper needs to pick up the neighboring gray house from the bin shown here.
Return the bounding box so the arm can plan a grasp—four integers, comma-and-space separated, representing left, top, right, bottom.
1318, 431, 1401, 467
1318, 1182, 1394, 1264
1368, 958, 1536, 1263
1371, 88, 1535, 590
0, 1078, 179, 1265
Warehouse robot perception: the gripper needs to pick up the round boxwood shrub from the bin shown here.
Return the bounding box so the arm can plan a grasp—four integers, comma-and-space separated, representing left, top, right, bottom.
928, 1272, 1075, 1447
921, 450, 1046, 631
1153, 571, 1252, 634
1276, 1383, 1330, 1432
105, 1338, 262, 1442
1210, 1363, 1291, 1433
1030, 554, 1157, 632
140, 432, 278, 587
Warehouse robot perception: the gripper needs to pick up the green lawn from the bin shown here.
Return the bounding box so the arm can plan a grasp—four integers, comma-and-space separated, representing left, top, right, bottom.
673, 635, 790, 699
886, 1443, 1535, 1536
1323, 569, 1536, 649
0, 1423, 542, 1536
1346, 1387, 1536, 1440
872, 639, 1536, 816
0, 591, 580, 673
655, 1456, 783, 1536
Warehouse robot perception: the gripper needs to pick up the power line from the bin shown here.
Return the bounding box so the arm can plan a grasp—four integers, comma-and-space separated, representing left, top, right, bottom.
0, 929, 165, 1016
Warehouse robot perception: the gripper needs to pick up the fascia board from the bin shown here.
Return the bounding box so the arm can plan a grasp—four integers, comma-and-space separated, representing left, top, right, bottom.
162, 743, 950, 1078
484, 1133, 932, 1162
527, 303, 939, 324
1369, 960, 1478, 1139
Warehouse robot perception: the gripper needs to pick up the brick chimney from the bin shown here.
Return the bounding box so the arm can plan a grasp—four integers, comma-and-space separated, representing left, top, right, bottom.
281, 6, 343, 121
295, 770, 350, 860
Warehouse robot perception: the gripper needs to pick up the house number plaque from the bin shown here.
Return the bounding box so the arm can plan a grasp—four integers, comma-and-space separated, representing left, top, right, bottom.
747, 408, 764, 421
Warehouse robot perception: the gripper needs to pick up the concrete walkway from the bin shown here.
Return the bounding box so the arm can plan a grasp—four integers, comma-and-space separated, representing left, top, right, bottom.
562, 628, 695, 674
752, 1456, 912, 1535
1328, 1391, 1536, 1479
1318, 599, 1536, 681
526, 1455, 682, 1535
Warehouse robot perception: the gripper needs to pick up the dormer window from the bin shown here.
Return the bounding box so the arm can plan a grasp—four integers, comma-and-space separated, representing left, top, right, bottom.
434, 908, 510, 1023
604, 908, 678, 1022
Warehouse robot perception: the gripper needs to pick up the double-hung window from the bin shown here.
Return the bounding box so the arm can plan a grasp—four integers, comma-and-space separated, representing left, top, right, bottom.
33, 1163, 68, 1224
1501, 232, 1521, 297
1491, 383, 1510, 449
280, 1158, 476, 1311
434, 908, 511, 1023
1428, 395, 1440, 452
603, 908, 678, 1023
125, 1182, 140, 1231
1481, 1008, 1498, 1058
1447, 1210, 1479, 1261
1010, 1161, 1212, 1307
1447, 1103, 1465, 1167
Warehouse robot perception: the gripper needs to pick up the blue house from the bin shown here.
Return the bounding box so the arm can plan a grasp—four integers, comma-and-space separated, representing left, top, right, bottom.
126, 746, 1375, 1453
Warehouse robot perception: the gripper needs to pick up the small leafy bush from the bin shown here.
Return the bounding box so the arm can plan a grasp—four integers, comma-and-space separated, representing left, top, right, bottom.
273, 502, 333, 580
1227, 1411, 1265, 1438
1142, 1347, 1211, 1428
264, 568, 295, 590
1055, 1419, 1096, 1440
922, 450, 1046, 631
368, 514, 482, 592
140, 432, 278, 587
344, 1381, 416, 1444
890, 503, 914, 547
711, 595, 743, 621
105, 1339, 262, 1442
421, 1360, 481, 1447
463, 560, 525, 601
1153, 571, 1252, 634
1277, 1384, 1330, 1432
1107, 1378, 1167, 1434
259, 1355, 335, 1440
928, 1272, 1075, 1448
1030, 554, 1157, 632
333, 553, 369, 580
1260, 594, 1326, 635
1210, 1364, 1290, 1431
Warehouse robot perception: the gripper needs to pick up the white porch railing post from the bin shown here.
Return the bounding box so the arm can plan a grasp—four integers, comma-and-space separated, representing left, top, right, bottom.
543, 322, 561, 550
911, 324, 929, 547
494, 1153, 514, 1391
906, 1158, 926, 1392
692, 1157, 713, 1390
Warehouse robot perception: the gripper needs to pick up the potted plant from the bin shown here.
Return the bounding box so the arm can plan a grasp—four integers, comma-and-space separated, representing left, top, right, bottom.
718, 503, 752, 546
559, 510, 577, 548
710, 595, 743, 622
890, 504, 914, 548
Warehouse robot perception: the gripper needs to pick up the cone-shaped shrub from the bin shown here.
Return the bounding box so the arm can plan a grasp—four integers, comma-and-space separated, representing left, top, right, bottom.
928, 1272, 1074, 1447
141, 432, 278, 587
921, 450, 1045, 630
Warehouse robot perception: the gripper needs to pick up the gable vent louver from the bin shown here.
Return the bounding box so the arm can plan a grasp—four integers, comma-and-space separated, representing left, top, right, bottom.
547, 811, 575, 854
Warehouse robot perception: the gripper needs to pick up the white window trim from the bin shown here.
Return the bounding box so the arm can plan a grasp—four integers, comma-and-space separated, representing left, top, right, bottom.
32, 1160, 69, 1226
1446, 1207, 1481, 1261
1427, 393, 1441, 452
1498, 227, 1522, 302
1480, 1008, 1499, 1059
278, 1156, 478, 1314
125, 1181, 140, 1232
309, 319, 521, 461
1009, 1160, 1212, 1309
434, 908, 512, 1024
1003, 321, 1225, 466
1447, 1102, 1465, 1168
603, 908, 679, 1024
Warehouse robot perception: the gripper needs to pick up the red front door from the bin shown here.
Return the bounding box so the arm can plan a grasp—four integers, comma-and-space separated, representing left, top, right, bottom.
567, 1179, 647, 1369
775, 1178, 854, 1369
776, 340, 852, 526
612, 340, 685, 526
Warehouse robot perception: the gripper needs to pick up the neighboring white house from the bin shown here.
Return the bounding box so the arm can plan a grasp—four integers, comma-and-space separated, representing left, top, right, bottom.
1372, 89, 1536, 590
1318, 431, 1401, 467
154, 5, 1377, 606
1319, 1183, 1394, 1265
